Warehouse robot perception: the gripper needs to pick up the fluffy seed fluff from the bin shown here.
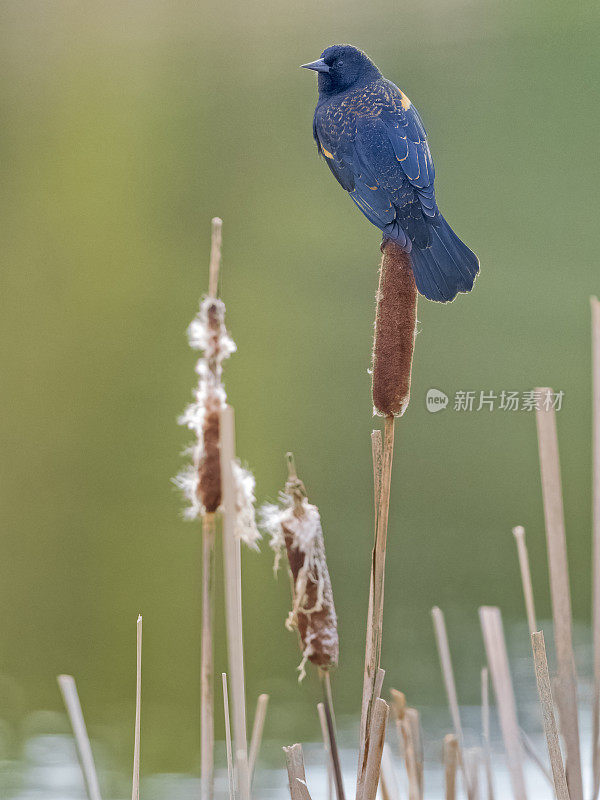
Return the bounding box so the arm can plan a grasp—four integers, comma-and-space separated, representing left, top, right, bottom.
174, 295, 260, 547
261, 491, 338, 678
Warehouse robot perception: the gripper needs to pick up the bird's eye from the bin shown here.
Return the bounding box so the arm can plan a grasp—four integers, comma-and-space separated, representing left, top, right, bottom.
337, 60, 344, 67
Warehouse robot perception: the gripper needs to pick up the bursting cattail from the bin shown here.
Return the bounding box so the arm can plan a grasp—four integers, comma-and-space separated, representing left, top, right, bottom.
174, 264, 260, 547
372, 241, 418, 417
261, 455, 338, 678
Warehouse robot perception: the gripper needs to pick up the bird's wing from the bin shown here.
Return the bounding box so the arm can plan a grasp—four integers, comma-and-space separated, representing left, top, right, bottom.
314, 84, 438, 247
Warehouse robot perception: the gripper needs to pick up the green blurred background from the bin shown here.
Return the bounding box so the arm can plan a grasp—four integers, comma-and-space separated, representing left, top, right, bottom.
1, 0, 599, 779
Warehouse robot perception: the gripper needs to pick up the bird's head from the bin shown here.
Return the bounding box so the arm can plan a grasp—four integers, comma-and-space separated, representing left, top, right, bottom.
301, 45, 381, 96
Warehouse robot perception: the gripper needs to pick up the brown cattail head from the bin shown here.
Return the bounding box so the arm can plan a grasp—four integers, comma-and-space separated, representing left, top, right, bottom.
261, 455, 339, 677
372, 240, 418, 417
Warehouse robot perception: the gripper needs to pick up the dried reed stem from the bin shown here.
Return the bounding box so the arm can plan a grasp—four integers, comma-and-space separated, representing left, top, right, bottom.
592, 295, 600, 797
249, 693, 269, 784
318, 702, 334, 800
389, 691, 420, 800
481, 668, 495, 800
406, 708, 423, 799
520, 728, 553, 786
283, 744, 313, 800
57, 675, 103, 800
479, 606, 527, 800
464, 749, 481, 800
201, 513, 216, 800
222, 673, 235, 800
431, 607, 472, 798
380, 744, 400, 800
131, 615, 142, 800
444, 734, 459, 800
531, 631, 570, 800
372, 241, 418, 417
513, 526, 537, 637
220, 405, 250, 800
362, 697, 389, 800
535, 388, 583, 800
358, 418, 395, 797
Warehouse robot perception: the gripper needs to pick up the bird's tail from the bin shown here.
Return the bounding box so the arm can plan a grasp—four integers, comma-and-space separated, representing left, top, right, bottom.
409, 216, 479, 302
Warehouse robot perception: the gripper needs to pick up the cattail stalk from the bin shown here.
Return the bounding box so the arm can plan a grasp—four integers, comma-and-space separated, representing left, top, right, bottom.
220, 406, 250, 800
57, 675, 103, 800
531, 631, 569, 800
591, 295, 600, 798
284, 744, 313, 800
535, 388, 583, 800
131, 615, 142, 800
249, 693, 269, 785
222, 673, 235, 800
479, 607, 527, 800
512, 526, 537, 637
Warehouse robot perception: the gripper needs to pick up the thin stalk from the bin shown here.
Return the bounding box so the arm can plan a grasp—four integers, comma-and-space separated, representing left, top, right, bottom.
531, 631, 569, 800
592, 295, 600, 798
535, 388, 583, 800
431, 607, 472, 798
208, 217, 222, 299
222, 673, 235, 800
132, 615, 142, 800
220, 406, 250, 800
481, 668, 495, 800
318, 703, 334, 800
321, 673, 346, 800
512, 526, 537, 637
201, 513, 216, 800
249, 693, 269, 785
380, 744, 400, 800
57, 675, 103, 800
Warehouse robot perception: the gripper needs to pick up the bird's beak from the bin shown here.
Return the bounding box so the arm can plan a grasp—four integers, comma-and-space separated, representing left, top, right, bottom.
301, 58, 330, 73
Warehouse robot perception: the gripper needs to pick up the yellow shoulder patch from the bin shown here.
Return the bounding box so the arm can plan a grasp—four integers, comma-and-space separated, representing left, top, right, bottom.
399, 90, 411, 111
320, 145, 334, 159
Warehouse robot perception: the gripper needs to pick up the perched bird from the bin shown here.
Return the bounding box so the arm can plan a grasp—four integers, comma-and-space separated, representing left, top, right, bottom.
302, 45, 479, 302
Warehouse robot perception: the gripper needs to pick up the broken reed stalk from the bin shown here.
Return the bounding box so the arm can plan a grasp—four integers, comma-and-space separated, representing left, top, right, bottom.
431, 607, 472, 799
358, 417, 394, 796
535, 387, 583, 800
512, 526, 538, 637
480, 668, 495, 800
357, 432, 383, 789
390, 690, 421, 800
318, 702, 335, 800
443, 734, 458, 800
361, 697, 389, 800
406, 708, 424, 799
249, 693, 269, 785
283, 744, 313, 800
222, 673, 235, 800
479, 606, 527, 800
131, 615, 142, 800
220, 405, 250, 800
530, 632, 569, 800
592, 295, 600, 797
57, 675, 103, 800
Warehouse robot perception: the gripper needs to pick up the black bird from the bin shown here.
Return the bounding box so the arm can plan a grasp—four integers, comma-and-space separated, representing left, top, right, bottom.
302, 44, 479, 302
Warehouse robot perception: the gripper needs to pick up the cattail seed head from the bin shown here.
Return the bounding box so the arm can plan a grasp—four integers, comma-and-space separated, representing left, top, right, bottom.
260, 456, 338, 677
372, 241, 418, 417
